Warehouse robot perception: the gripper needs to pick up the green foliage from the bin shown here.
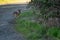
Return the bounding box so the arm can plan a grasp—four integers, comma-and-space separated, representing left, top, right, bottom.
29, 0, 60, 19
15, 20, 47, 40
15, 11, 60, 40
47, 27, 60, 38
15, 11, 47, 40
20, 10, 33, 17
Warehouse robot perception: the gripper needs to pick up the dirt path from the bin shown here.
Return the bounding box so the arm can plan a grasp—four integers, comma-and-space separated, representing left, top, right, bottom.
0, 4, 27, 40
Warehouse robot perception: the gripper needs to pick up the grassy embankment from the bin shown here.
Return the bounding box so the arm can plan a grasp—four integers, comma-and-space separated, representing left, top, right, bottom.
15, 10, 60, 40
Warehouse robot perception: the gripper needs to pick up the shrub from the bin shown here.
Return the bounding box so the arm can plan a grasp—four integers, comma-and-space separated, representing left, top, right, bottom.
29, 0, 60, 18
47, 27, 60, 39
15, 10, 60, 40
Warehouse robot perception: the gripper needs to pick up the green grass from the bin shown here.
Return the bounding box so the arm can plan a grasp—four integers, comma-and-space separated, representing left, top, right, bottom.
47, 27, 60, 38
15, 10, 60, 40
15, 19, 47, 40
20, 10, 34, 17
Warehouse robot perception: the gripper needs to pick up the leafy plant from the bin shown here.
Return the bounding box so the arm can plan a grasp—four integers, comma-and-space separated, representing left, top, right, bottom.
47, 27, 60, 38
29, 0, 60, 19
15, 11, 60, 40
